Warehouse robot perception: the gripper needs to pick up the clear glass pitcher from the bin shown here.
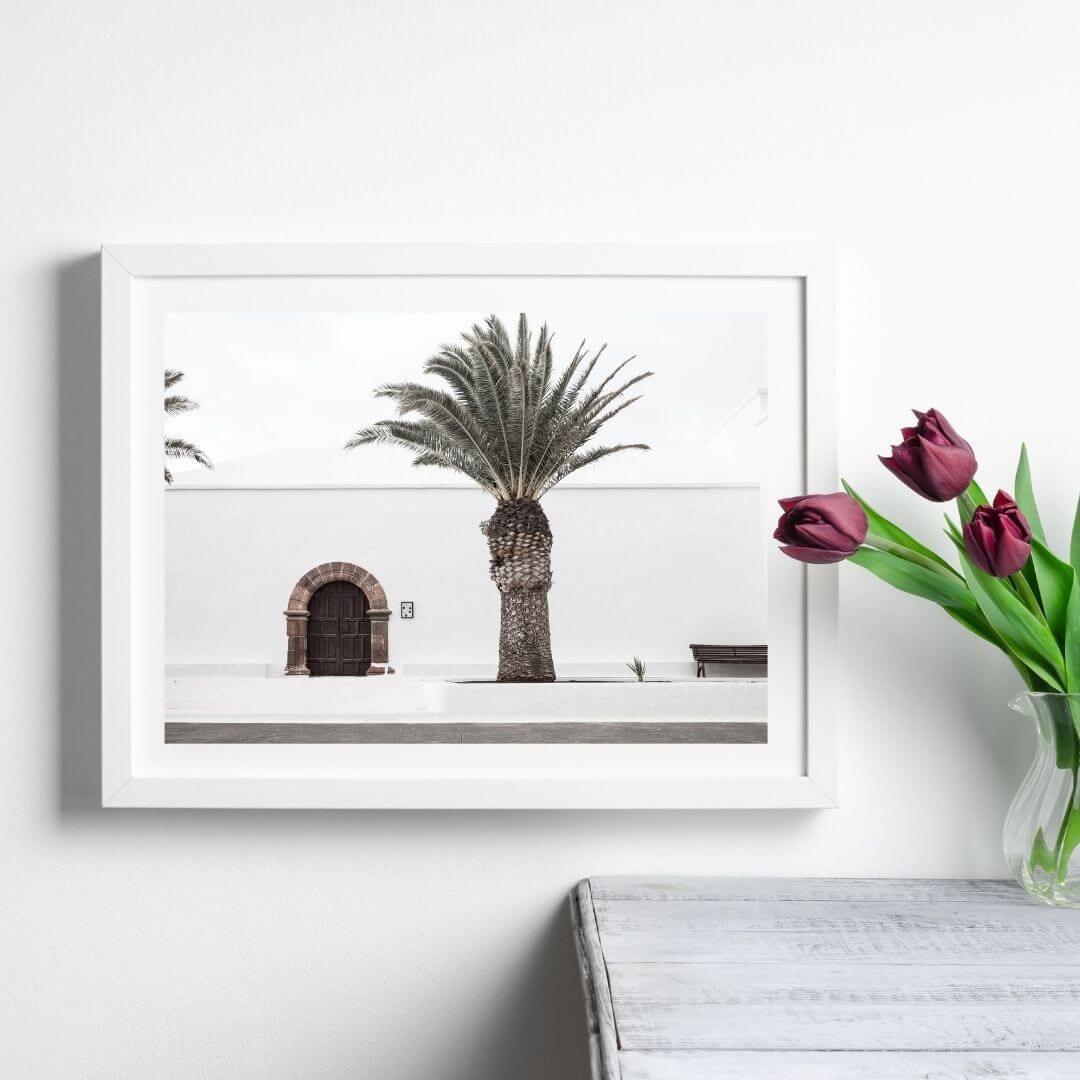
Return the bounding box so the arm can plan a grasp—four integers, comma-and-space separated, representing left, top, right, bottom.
1004, 692, 1080, 907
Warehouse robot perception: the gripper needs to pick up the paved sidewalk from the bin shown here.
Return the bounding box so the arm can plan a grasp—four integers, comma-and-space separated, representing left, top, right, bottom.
164, 674, 768, 743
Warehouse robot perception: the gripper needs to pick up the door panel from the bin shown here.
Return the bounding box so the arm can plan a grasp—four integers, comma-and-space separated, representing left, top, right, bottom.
307, 580, 371, 676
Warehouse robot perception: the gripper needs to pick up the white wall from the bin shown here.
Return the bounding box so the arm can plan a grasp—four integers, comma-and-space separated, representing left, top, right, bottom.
164, 486, 766, 671
4, 2, 1079, 1078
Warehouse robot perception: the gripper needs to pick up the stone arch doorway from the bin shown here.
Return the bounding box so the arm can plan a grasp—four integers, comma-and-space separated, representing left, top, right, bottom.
307, 580, 370, 676
284, 562, 391, 676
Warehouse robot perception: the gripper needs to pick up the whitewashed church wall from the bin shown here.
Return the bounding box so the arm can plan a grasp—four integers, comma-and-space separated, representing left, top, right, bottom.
165, 485, 767, 674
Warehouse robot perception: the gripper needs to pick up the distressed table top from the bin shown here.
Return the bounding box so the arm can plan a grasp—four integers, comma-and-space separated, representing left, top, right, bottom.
569, 876, 1080, 1079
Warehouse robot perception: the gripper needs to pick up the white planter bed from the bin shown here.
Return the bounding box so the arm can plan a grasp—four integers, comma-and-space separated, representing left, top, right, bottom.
422, 678, 766, 722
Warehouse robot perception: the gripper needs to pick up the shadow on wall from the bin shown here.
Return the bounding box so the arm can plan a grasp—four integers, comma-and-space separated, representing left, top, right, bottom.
436, 898, 589, 1080
55, 254, 102, 816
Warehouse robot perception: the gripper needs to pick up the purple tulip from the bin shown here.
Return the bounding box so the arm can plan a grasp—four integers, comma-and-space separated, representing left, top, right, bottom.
880, 408, 977, 502
774, 492, 869, 564
963, 491, 1033, 578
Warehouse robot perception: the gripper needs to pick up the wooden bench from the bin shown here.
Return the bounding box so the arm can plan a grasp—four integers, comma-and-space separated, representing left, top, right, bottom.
689, 644, 767, 678
570, 876, 1080, 1079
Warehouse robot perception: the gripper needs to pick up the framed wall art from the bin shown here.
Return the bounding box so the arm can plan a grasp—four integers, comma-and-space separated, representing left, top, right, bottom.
101, 243, 837, 808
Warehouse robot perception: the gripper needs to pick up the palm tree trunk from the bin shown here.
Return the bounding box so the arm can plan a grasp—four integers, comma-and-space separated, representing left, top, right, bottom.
498, 589, 555, 681
483, 499, 555, 682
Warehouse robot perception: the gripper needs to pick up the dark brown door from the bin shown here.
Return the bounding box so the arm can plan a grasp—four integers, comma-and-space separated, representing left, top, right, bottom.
307, 581, 371, 676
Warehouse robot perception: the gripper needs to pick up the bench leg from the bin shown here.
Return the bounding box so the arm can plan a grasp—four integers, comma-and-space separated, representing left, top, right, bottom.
696, 662, 704, 678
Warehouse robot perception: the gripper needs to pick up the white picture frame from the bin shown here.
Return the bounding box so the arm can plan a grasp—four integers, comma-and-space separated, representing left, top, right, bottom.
101, 243, 837, 808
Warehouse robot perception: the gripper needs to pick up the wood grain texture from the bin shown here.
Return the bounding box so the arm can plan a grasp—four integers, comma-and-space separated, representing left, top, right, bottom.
617, 1050, 1080, 1080
588, 877, 1028, 903
608, 961, 1080, 1004
572, 877, 1080, 1079
593, 898, 1073, 932
614, 1000, 1080, 1052
595, 926, 1080, 966
575, 880, 621, 1080
569, 884, 607, 1080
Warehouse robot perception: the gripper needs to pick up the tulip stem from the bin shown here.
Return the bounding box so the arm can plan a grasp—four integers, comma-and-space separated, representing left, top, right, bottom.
1012, 571, 1049, 625
864, 533, 957, 578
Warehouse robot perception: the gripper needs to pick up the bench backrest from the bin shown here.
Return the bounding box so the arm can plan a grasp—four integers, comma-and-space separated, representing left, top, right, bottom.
689, 644, 767, 662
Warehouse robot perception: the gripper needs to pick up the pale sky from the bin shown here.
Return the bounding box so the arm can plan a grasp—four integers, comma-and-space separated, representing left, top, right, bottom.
165, 312, 766, 483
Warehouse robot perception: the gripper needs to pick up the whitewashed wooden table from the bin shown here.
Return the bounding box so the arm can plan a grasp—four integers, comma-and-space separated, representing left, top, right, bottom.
570, 876, 1080, 1079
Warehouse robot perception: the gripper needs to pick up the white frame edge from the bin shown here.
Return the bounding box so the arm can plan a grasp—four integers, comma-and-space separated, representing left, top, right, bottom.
101, 243, 838, 809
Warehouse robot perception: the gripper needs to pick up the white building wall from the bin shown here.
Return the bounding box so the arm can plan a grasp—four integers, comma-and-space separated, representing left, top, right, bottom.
165, 485, 766, 673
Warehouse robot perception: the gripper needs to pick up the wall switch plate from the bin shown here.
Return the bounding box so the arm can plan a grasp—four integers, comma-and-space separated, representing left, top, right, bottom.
400, 601, 414, 619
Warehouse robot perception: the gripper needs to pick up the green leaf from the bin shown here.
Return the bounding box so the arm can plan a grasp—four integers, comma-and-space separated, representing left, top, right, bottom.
951, 538, 1067, 691
1059, 807, 1080, 884
1015, 443, 1047, 544
1012, 445, 1045, 599
1071, 495, 1080, 578
965, 478, 990, 513
1030, 538, 1074, 646
1066, 578, 1080, 696
843, 481, 960, 576
941, 605, 1007, 651
940, 602, 1046, 693
1042, 693, 1080, 768
944, 520, 1052, 687
957, 480, 988, 531
1030, 828, 1058, 874
848, 547, 978, 613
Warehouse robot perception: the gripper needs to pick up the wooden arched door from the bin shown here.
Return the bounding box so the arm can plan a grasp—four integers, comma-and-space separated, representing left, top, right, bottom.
306, 580, 371, 676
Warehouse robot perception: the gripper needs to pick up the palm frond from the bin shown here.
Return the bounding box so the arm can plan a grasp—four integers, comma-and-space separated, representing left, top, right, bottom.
345, 315, 651, 500
466, 325, 517, 488
163, 435, 212, 484
163, 370, 212, 484
373, 381, 509, 494
536, 442, 650, 498
347, 420, 502, 494
164, 436, 212, 466
164, 394, 197, 415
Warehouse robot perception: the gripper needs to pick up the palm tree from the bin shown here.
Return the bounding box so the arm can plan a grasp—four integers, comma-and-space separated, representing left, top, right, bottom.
164, 369, 212, 484
346, 314, 651, 682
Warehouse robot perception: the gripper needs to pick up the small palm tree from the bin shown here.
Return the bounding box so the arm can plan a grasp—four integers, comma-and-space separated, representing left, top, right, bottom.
164, 369, 212, 484
346, 314, 651, 682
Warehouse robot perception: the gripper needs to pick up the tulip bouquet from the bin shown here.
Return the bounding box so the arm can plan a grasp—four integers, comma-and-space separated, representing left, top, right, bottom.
775, 410, 1080, 887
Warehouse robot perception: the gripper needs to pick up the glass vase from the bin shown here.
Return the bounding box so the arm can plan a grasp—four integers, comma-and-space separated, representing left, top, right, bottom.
1004, 692, 1080, 907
